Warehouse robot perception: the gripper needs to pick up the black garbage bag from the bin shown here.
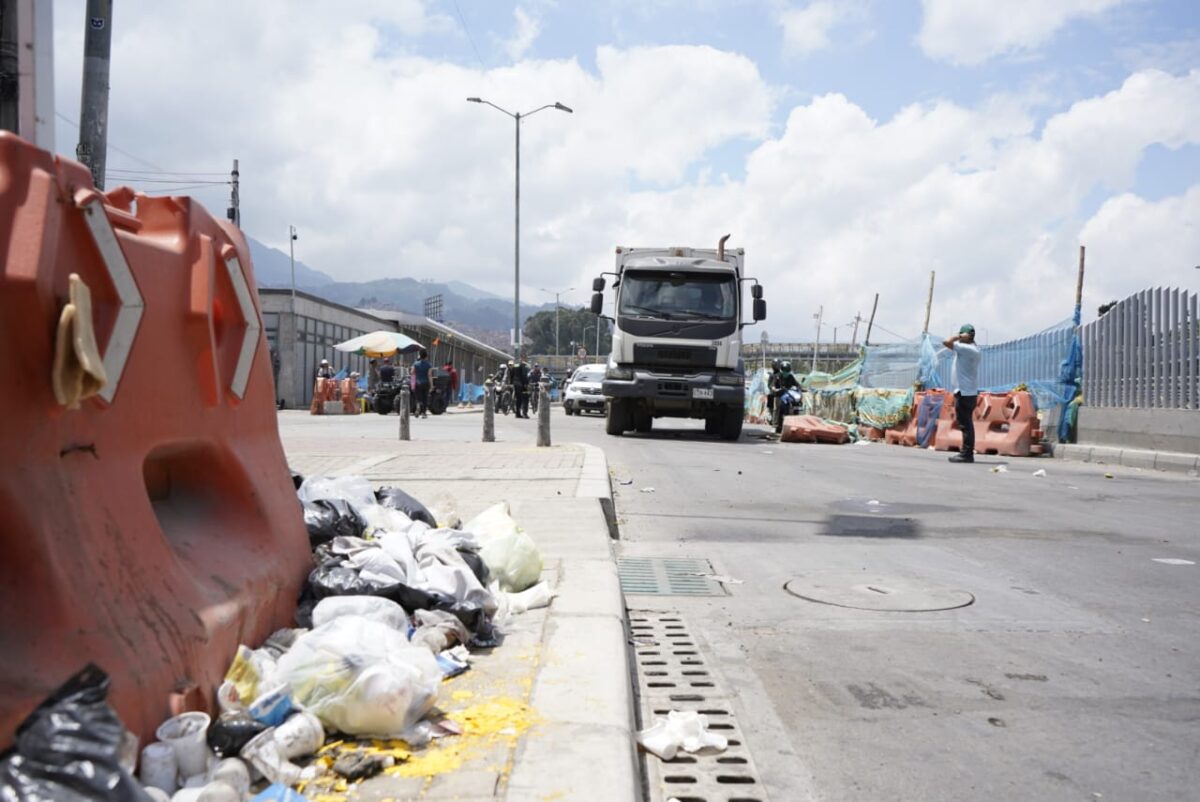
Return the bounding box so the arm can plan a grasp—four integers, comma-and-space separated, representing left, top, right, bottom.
290, 469, 305, 490
457, 547, 490, 586
303, 499, 365, 547
206, 712, 266, 758
375, 486, 437, 528
0, 664, 154, 802
303, 562, 494, 642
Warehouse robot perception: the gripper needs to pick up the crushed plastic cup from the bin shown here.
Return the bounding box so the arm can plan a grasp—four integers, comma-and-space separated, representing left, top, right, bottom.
139, 741, 178, 794
636, 710, 728, 760
239, 728, 319, 786
207, 757, 251, 797
248, 684, 294, 727
169, 789, 203, 802
273, 711, 325, 760
196, 781, 241, 802
156, 711, 212, 779
142, 788, 171, 802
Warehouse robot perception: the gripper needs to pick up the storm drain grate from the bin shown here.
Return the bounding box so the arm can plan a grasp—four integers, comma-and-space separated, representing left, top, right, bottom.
629, 612, 767, 802
619, 557, 728, 596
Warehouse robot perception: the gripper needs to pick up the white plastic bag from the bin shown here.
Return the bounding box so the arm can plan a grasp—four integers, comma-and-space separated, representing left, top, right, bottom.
637, 711, 728, 760
275, 616, 440, 738
311, 597, 410, 631
298, 475, 378, 516
464, 502, 543, 592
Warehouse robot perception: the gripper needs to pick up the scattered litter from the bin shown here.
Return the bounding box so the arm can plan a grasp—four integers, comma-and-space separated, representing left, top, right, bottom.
156, 711, 212, 780
1141, 618, 1151, 623
248, 685, 294, 728
249, 783, 310, 802
689, 572, 743, 585
855, 439, 872, 445
760, 450, 773, 455
1068, 485, 1079, 490
867, 499, 880, 506
1104, 473, 1114, 479
637, 710, 728, 760
206, 712, 266, 759
466, 502, 543, 593
640, 487, 655, 493
332, 749, 395, 781
1151, 558, 1195, 565
206, 758, 250, 798
990, 465, 1008, 473
0, 664, 149, 802
238, 727, 319, 786
1032, 469, 1047, 477
618, 479, 633, 485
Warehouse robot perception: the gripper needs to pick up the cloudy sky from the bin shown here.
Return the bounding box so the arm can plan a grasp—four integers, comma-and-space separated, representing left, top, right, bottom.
51, 0, 1199, 342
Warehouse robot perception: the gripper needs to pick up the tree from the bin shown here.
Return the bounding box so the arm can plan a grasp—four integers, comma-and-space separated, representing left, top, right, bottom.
523, 307, 612, 356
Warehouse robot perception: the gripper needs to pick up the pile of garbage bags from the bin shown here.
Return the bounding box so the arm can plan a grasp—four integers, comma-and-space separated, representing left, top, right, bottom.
1, 475, 550, 802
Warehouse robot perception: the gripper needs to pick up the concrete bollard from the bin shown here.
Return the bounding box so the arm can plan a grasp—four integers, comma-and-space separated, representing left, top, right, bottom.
482, 377, 495, 443
537, 380, 551, 447
399, 385, 410, 441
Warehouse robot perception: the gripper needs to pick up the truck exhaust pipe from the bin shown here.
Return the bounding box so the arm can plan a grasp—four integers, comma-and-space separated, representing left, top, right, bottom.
717, 234, 731, 262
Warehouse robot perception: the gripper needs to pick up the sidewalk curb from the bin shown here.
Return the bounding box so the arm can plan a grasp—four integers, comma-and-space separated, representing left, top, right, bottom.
507, 442, 642, 801
1052, 442, 1200, 476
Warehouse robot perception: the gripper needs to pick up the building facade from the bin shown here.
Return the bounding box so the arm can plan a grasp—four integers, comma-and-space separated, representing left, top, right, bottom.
259, 288, 509, 409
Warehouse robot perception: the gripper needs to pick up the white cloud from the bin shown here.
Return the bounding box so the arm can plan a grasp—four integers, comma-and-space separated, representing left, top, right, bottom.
501, 7, 542, 61
918, 0, 1131, 66
779, 1, 866, 56
45, 2, 1200, 344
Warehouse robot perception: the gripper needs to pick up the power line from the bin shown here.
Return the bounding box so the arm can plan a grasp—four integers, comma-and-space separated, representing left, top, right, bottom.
870, 322, 919, 342
106, 175, 229, 185
107, 167, 228, 177
452, 0, 487, 69
55, 110, 165, 171
136, 183, 229, 194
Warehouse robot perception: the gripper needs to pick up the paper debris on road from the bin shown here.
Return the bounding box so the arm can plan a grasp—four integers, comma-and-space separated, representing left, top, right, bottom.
640, 487, 655, 493
1033, 469, 1047, 477
637, 710, 728, 760
689, 573, 743, 585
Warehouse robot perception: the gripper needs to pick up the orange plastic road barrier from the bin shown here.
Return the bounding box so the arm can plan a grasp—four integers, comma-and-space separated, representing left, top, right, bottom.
780, 414, 851, 444
340, 378, 359, 414
934, 391, 1042, 457
0, 132, 309, 750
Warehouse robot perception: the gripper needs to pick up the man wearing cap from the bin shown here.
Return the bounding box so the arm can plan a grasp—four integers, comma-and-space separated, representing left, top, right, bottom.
943, 324, 981, 463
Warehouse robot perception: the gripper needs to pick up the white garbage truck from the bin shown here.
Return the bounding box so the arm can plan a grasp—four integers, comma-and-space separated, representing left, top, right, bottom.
588, 236, 766, 440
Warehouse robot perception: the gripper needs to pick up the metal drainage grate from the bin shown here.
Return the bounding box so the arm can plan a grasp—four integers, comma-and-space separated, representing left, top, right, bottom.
619, 558, 728, 596
630, 612, 767, 802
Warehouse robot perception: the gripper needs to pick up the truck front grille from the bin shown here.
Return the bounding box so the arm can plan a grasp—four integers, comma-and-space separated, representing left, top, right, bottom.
633, 344, 718, 369
658, 381, 689, 397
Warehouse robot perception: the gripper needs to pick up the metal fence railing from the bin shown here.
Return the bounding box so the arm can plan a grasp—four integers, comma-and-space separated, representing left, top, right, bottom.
1082, 287, 1199, 409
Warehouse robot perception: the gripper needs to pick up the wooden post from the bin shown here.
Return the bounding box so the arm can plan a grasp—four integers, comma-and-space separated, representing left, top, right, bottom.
923, 270, 936, 334
1074, 245, 1086, 325
864, 293, 879, 346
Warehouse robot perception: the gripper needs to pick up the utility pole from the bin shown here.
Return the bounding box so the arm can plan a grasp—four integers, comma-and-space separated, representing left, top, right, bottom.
76, 0, 113, 189
850, 311, 863, 347
811, 305, 823, 374
289, 225, 299, 407
0, 0, 17, 134
922, 270, 936, 334
228, 158, 240, 226
1074, 245, 1086, 326
865, 293, 879, 346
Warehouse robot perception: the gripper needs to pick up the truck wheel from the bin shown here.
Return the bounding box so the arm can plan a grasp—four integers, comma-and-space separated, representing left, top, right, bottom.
704, 416, 720, 435
634, 410, 652, 433
719, 406, 743, 441
605, 400, 627, 436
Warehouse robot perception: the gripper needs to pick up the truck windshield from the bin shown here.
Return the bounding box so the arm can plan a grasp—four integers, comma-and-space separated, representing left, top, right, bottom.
617, 271, 736, 321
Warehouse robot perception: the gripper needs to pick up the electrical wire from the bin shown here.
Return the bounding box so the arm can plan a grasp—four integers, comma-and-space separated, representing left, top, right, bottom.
106, 176, 229, 185
107, 168, 228, 177
134, 183, 229, 194
453, 0, 487, 69
869, 322, 919, 342
54, 111, 166, 171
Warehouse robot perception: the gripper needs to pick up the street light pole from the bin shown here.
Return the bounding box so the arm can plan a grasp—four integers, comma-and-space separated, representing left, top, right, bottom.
811, 305, 823, 373
289, 225, 299, 407
467, 97, 573, 360
539, 286, 575, 357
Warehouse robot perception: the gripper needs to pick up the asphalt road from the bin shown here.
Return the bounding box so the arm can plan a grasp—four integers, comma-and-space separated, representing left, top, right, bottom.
283, 405, 1200, 800
553, 408, 1200, 802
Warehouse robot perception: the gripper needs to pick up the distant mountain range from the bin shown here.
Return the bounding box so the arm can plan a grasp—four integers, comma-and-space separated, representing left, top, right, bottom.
247, 236, 561, 338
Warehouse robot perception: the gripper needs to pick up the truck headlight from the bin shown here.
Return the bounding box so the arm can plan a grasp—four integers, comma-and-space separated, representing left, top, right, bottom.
606, 366, 634, 380
717, 373, 744, 385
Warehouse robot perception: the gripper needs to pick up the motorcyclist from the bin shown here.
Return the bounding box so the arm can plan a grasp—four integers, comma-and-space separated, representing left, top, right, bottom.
766, 358, 782, 415
771, 361, 803, 425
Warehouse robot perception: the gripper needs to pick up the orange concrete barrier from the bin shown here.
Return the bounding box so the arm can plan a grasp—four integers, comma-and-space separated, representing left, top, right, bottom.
781, 414, 851, 444
0, 132, 309, 750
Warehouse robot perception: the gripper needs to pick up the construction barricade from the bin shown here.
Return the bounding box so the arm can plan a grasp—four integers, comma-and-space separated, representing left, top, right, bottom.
0, 131, 310, 750
780, 414, 852, 444
933, 390, 1043, 457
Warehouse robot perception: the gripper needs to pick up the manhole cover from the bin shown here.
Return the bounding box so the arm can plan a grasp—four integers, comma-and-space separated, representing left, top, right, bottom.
784, 573, 974, 611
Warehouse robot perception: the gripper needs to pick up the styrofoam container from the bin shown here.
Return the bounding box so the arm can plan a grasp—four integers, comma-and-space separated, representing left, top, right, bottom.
139, 742, 178, 794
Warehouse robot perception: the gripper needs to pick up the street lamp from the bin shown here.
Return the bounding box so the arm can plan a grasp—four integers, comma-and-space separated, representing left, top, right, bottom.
289, 225, 299, 406
467, 96, 573, 359
539, 286, 575, 357
811, 305, 823, 373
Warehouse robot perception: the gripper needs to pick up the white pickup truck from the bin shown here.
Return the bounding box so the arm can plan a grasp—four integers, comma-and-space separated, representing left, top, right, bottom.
589, 237, 766, 440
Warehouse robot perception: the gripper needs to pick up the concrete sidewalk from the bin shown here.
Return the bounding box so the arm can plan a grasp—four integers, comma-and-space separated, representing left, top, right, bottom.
280, 431, 638, 802
1053, 442, 1200, 475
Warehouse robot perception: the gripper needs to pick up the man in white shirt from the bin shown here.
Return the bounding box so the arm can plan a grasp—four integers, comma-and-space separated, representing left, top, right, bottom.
943, 324, 981, 463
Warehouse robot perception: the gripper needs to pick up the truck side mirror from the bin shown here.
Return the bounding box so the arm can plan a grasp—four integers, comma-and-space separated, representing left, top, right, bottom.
592, 277, 606, 292
753, 298, 766, 321
752, 285, 763, 299
590, 292, 603, 315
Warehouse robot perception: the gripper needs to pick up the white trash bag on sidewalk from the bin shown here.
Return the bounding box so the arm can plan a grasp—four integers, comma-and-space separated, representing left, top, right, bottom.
275, 616, 440, 738
311, 596, 410, 631
464, 502, 542, 592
